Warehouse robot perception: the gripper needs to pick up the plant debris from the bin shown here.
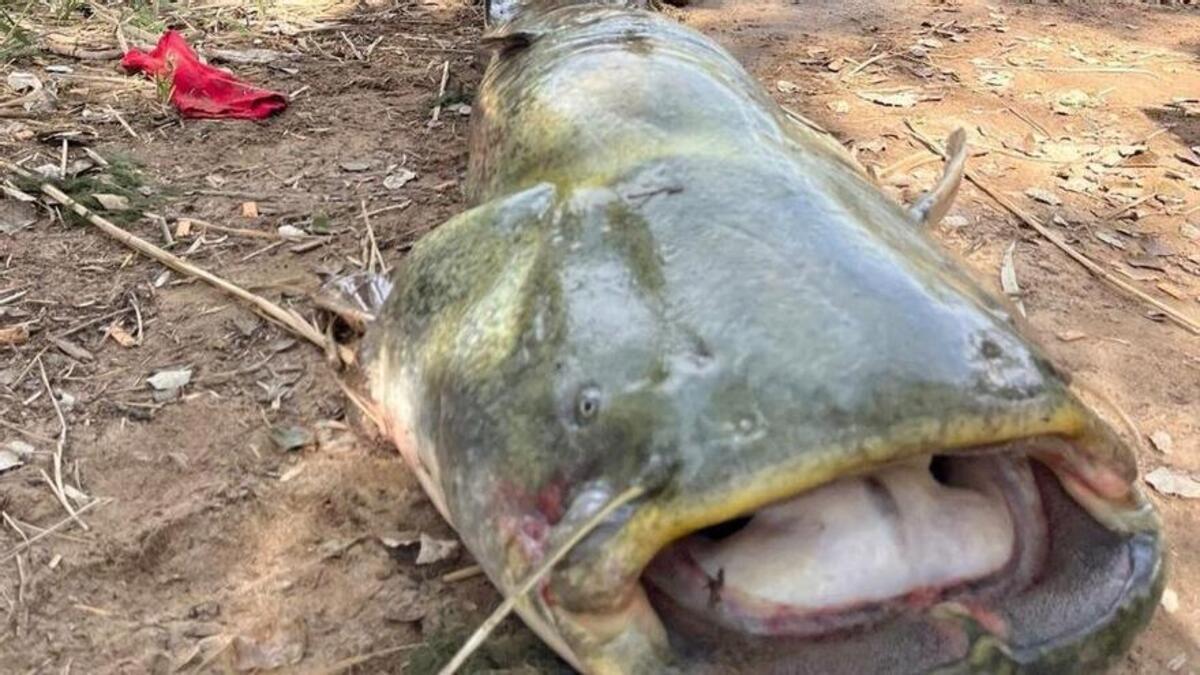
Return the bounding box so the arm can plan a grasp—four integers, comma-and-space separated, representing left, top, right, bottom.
1145, 466, 1200, 499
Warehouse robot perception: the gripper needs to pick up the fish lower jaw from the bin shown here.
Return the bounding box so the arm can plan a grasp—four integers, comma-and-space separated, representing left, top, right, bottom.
642, 452, 1045, 638
560, 437, 1163, 674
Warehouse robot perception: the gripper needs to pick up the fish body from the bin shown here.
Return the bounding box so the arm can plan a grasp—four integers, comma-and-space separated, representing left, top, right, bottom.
352, 3, 1163, 673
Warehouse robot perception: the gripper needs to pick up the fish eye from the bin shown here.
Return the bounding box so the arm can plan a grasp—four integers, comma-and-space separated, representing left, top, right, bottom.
575, 386, 602, 423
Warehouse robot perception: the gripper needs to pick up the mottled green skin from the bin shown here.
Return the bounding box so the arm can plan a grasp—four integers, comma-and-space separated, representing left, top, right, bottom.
363, 5, 1161, 673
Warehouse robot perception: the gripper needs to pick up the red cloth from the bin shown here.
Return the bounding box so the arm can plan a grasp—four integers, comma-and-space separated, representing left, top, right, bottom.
121, 31, 287, 120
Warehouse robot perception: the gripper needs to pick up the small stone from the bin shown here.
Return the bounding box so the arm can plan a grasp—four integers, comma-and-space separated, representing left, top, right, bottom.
1161, 587, 1179, 614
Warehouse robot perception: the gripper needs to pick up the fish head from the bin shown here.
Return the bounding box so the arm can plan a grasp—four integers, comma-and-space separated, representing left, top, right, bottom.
364, 164, 1162, 674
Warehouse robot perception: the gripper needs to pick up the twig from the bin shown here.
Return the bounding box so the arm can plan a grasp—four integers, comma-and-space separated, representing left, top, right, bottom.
361, 200, 385, 275
0, 159, 327, 349
441, 565, 484, 583
1098, 193, 1156, 223
1006, 106, 1050, 137
303, 644, 420, 675
366, 200, 412, 218
129, 293, 144, 345
905, 121, 1200, 336
339, 31, 364, 60
429, 60, 450, 126
978, 64, 1159, 79
437, 485, 647, 675
37, 358, 88, 532
106, 105, 140, 140
0, 499, 105, 563
190, 218, 282, 240
843, 51, 891, 80
56, 307, 134, 339
0, 419, 55, 445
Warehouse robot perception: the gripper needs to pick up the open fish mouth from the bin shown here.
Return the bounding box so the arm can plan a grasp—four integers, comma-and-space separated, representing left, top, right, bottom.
555, 434, 1161, 673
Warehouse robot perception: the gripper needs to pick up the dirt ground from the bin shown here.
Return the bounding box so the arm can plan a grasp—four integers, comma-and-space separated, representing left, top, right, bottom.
1, 0, 1199, 673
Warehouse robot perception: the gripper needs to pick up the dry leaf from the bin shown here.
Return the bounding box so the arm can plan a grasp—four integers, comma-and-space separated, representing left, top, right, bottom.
383, 169, 417, 190
416, 533, 460, 565
1149, 431, 1174, 455
106, 321, 138, 347
0, 199, 38, 234
0, 324, 29, 345
241, 202, 260, 218
1024, 187, 1061, 206
1145, 466, 1200, 499
827, 100, 850, 114
51, 336, 93, 361
148, 368, 192, 390
277, 225, 306, 240
0, 448, 23, 474
858, 90, 920, 108
93, 193, 130, 211
340, 160, 372, 172
1094, 230, 1126, 250
980, 71, 1013, 89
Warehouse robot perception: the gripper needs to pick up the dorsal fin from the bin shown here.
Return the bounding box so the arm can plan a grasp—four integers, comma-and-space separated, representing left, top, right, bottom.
909, 128, 967, 228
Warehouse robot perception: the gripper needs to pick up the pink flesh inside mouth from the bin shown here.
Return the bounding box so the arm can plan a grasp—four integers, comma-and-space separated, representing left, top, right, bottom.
643, 452, 1050, 637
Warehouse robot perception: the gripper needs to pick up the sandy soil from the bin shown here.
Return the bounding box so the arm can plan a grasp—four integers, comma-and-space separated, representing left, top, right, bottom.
1, 0, 1199, 673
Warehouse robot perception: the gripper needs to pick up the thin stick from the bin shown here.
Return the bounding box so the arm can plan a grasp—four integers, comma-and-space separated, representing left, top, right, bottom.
904, 122, 1200, 336
189, 218, 282, 240
304, 643, 419, 675
0, 418, 54, 445
339, 31, 364, 60
37, 358, 88, 532
106, 105, 140, 140
978, 64, 1159, 78
437, 485, 647, 675
361, 200, 385, 275
0, 499, 105, 563
430, 60, 450, 125
0, 160, 327, 348
843, 51, 891, 79
442, 564, 484, 583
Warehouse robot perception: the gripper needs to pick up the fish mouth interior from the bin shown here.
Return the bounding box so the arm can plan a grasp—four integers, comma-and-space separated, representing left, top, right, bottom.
635, 439, 1160, 673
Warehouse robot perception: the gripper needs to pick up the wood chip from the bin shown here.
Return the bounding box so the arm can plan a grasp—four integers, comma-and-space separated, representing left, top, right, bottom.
1056, 330, 1087, 342
241, 202, 260, 218
0, 324, 29, 345
175, 219, 193, 237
